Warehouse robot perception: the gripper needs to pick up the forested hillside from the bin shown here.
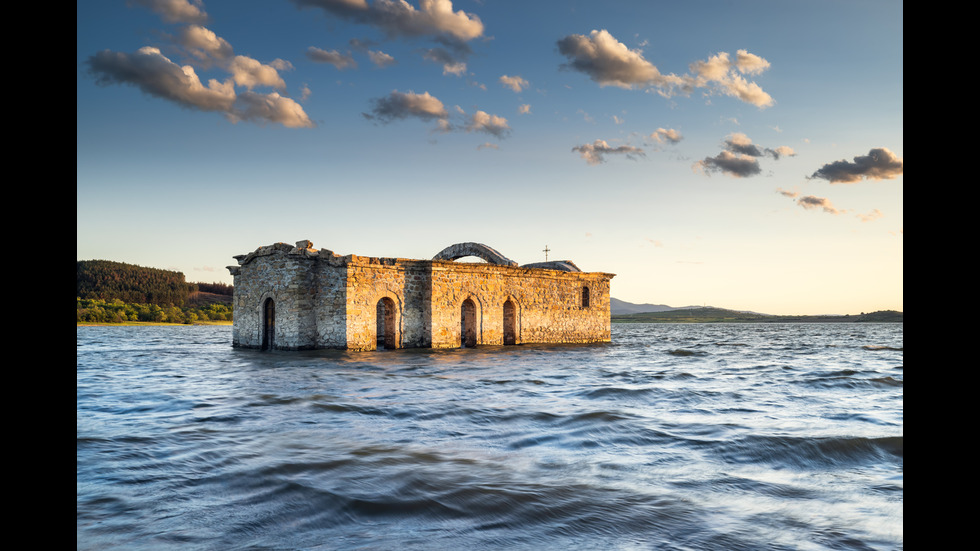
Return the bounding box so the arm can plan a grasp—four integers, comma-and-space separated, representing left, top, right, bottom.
76, 260, 234, 324
77, 260, 193, 306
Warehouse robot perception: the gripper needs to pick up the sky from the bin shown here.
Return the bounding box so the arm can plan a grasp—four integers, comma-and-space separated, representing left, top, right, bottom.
77, 0, 903, 315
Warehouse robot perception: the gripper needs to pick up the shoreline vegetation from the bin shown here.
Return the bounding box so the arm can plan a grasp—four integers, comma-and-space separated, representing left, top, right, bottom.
77, 259, 902, 326
77, 260, 234, 325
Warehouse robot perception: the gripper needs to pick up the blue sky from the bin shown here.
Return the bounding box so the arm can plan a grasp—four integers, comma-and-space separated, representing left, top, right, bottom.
77, 0, 903, 315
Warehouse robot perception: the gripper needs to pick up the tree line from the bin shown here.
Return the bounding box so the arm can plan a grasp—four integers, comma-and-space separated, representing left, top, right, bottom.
77, 260, 235, 324
77, 297, 232, 324
78, 260, 197, 305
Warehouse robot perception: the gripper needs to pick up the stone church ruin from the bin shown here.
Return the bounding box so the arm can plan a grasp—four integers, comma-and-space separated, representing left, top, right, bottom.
227, 240, 614, 351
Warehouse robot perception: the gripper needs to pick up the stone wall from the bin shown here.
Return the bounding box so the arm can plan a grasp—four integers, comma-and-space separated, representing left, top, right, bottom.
229, 240, 614, 351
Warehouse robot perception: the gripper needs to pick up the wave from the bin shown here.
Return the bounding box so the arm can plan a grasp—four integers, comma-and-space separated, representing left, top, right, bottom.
711, 434, 903, 469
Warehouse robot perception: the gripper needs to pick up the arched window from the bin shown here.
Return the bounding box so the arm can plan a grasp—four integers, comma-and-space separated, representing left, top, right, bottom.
581, 286, 590, 308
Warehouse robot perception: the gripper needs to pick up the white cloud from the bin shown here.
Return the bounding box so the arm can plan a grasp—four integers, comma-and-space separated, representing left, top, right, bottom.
177, 25, 232, 63
368, 50, 396, 67
557, 29, 660, 89
572, 139, 645, 165
809, 147, 904, 183
557, 29, 774, 107
466, 110, 510, 137
232, 91, 315, 128
650, 127, 682, 144
131, 0, 208, 24
499, 75, 529, 93
229, 55, 289, 89
366, 90, 449, 123
694, 150, 760, 178
86, 46, 313, 128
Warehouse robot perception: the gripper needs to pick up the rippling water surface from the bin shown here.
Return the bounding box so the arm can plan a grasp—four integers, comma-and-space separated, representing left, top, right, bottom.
77, 323, 902, 550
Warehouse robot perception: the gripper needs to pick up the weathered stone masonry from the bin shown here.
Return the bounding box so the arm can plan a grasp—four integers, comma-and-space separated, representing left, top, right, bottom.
227, 240, 615, 351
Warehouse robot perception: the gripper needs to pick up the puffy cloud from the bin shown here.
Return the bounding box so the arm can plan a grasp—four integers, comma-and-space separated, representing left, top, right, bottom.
292, 0, 483, 41
368, 50, 395, 67
797, 195, 843, 215
130, 0, 209, 24
365, 90, 449, 123
572, 139, 645, 165
466, 110, 510, 137
693, 150, 761, 178
499, 75, 529, 93
771, 145, 796, 159
176, 25, 232, 63
518, 104, 531, 114
229, 55, 289, 89
87, 47, 236, 112
735, 49, 771, 75
717, 73, 774, 108
557, 29, 660, 89
724, 132, 765, 156
86, 47, 313, 128
306, 47, 358, 69
232, 91, 315, 128
364, 91, 511, 140
650, 127, 682, 144
294, 0, 482, 75
809, 147, 904, 183
694, 133, 793, 177
557, 30, 774, 107
723, 133, 794, 159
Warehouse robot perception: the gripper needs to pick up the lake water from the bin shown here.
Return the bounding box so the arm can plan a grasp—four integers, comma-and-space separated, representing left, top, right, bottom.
77, 323, 902, 550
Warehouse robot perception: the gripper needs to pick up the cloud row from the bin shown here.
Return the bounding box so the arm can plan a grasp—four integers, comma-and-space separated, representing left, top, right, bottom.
777, 188, 884, 222
86, 4, 313, 128
570, 127, 681, 165
557, 29, 774, 108
293, 0, 484, 75
693, 133, 795, 177
362, 90, 510, 138
572, 139, 645, 165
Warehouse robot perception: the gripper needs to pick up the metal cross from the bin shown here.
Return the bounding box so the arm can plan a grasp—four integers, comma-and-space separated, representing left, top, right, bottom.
543, 245, 550, 261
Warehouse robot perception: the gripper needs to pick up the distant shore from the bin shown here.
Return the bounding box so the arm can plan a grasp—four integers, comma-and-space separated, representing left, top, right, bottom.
77, 321, 233, 327
612, 307, 902, 324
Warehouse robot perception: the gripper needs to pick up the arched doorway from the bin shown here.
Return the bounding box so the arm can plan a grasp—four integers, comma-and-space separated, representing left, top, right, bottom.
262, 298, 275, 350
376, 297, 397, 349
461, 298, 477, 348
503, 299, 517, 345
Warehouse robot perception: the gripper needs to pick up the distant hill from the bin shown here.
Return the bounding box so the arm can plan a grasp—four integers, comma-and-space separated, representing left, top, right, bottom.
610, 298, 678, 315
77, 259, 232, 307
611, 303, 902, 323
77, 260, 193, 306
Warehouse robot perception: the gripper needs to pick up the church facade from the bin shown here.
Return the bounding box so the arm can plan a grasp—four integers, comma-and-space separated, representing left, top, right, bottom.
227, 240, 614, 351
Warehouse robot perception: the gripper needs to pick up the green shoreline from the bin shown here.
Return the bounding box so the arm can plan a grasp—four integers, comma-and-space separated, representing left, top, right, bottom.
77, 321, 233, 327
